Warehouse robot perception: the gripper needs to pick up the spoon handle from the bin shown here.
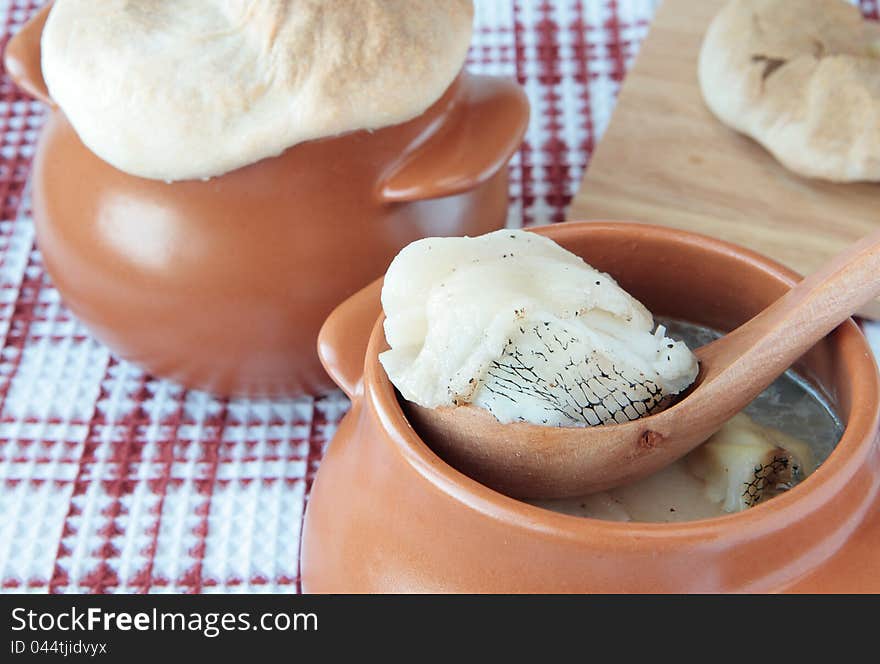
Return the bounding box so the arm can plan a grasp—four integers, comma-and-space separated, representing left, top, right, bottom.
693, 226, 880, 420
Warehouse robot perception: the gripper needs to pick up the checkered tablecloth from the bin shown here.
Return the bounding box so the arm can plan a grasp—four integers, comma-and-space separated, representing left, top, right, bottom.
1, 0, 878, 594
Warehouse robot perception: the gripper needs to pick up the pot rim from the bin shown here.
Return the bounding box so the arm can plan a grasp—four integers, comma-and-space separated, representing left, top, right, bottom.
362, 221, 880, 548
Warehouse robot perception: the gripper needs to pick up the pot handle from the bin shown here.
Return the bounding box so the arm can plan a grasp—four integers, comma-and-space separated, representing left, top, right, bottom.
3, 3, 53, 106
378, 75, 529, 202
317, 278, 384, 400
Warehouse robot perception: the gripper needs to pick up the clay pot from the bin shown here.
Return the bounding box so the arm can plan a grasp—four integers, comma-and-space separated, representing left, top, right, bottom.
3, 4, 529, 397
302, 221, 880, 593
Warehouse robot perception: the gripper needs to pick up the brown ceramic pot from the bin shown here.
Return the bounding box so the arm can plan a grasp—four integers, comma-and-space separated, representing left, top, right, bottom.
3, 4, 529, 397
302, 221, 880, 593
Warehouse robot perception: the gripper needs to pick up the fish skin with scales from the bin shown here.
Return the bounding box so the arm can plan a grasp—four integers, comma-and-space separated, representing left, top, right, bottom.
380, 230, 699, 427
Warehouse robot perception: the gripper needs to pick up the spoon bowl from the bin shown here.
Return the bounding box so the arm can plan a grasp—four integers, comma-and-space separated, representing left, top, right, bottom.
405, 225, 880, 499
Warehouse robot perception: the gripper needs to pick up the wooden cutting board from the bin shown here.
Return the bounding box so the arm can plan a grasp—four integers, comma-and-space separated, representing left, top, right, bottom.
569, 0, 880, 319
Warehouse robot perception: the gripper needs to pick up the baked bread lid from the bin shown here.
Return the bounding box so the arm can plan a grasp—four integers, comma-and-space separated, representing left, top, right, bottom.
41, 0, 474, 181
698, 0, 880, 182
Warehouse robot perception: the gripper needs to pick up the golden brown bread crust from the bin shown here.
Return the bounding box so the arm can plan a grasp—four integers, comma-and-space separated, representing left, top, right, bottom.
42, 0, 474, 181
698, 0, 880, 182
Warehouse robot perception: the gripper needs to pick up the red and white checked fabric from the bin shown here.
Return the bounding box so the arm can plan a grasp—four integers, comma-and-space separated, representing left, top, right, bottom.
0, 0, 878, 594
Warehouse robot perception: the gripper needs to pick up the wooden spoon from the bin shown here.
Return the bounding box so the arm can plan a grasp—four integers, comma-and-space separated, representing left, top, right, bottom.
406, 226, 880, 499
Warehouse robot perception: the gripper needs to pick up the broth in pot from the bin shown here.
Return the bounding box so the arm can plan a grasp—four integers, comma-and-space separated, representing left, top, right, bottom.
530, 319, 843, 523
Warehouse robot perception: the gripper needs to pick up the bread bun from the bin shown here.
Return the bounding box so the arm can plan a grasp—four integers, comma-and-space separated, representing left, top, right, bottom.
699, 0, 880, 182
41, 0, 474, 181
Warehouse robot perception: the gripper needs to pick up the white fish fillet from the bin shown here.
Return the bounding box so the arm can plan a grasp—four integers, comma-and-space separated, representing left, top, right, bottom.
687, 413, 815, 512
379, 230, 699, 426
